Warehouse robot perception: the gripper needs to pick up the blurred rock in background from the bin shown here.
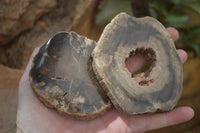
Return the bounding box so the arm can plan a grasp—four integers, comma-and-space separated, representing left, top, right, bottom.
0, 64, 23, 133
0, 0, 57, 45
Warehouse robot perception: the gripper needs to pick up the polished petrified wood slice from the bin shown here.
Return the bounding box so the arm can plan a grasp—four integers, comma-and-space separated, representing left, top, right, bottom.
30, 32, 111, 120
92, 13, 183, 114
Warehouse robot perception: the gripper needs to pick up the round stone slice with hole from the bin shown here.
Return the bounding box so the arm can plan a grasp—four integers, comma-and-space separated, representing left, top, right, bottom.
92, 13, 183, 114
30, 32, 111, 120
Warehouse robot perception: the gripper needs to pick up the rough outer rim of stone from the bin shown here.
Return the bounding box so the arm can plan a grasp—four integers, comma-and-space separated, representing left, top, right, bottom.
30, 31, 111, 120
92, 12, 183, 115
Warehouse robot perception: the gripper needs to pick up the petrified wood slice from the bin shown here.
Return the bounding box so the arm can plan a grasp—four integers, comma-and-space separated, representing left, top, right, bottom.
30, 32, 111, 120
92, 13, 183, 114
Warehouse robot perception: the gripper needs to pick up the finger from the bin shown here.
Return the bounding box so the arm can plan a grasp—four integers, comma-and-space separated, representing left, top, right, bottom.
167, 27, 179, 42
125, 54, 147, 74
125, 27, 185, 73
142, 106, 194, 132
125, 49, 187, 74
124, 106, 194, 132
177, 49, 188, 64
19, 47, 40, 86
166, 28, 188, 63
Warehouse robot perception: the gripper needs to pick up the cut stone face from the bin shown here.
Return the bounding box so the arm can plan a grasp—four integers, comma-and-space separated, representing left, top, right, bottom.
92, 13, 183, 114
30, 32, 111, 120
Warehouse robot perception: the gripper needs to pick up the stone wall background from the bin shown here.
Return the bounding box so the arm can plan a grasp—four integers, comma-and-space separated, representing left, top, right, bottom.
0, 0, 199, 132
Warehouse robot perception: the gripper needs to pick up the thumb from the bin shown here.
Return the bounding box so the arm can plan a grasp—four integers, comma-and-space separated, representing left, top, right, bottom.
19, 47, 40, 86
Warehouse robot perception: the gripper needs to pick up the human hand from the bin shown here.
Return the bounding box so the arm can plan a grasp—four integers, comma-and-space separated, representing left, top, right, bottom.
16, 27, 194, 133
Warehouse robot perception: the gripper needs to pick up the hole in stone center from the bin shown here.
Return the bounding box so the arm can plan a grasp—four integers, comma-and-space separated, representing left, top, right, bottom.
125, 47, 156, 78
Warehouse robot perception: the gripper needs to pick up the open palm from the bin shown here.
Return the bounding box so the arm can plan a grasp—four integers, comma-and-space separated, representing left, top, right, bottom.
17, 28, 194, 133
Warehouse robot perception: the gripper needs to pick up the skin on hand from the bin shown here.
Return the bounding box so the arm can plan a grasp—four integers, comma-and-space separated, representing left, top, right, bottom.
16, 27, 194, 133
